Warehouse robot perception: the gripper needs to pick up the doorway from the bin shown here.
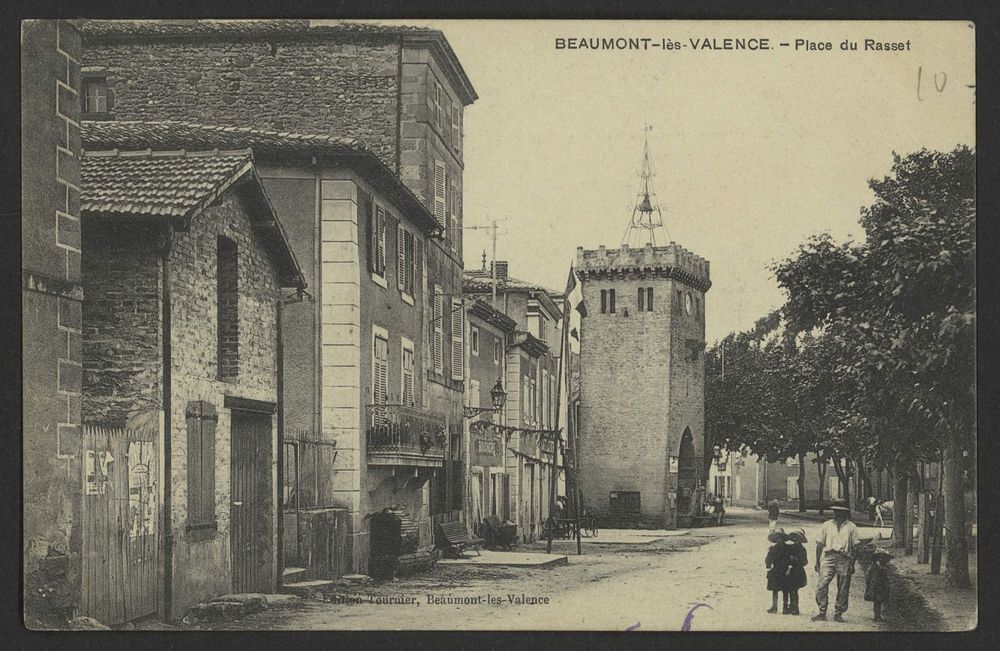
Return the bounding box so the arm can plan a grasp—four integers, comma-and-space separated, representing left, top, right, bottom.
230, 408, 274, 594
676, 428, 697, 515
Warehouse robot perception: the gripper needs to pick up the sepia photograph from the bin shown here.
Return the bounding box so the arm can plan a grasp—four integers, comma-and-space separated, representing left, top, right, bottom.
20, 17, 977, 632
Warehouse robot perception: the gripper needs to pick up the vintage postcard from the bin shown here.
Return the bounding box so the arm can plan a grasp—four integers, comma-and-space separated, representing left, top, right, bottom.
21, 18, 976, 632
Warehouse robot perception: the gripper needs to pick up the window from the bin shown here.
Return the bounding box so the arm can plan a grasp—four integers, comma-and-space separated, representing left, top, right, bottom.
83, 77, 110, 114
609, 289, 616, 314
494, 337, 502, 364
541, 369, 549, 428
522, 375, 530, 422
217, 236, 239, 382
433, 285, 444, 374
433, 161, 447, 230
638, 287, 645, 312
451, 298, 464, 381
449, 180, 460, 254
397, 223, 416, 297
677, 290, 683, 314
787, 476, 800, 500
373, 328, 389, 405
647, 287, 654, 312
695, 296, 700, 318
471, 326, 480, 356
433, 80, 445, 131
185, 400, 217, 530
371, 206, 387, 282
451, 104, 462, 151
685, 292, 693, 315
600, 289, 607, 314
401, 338, 415, 407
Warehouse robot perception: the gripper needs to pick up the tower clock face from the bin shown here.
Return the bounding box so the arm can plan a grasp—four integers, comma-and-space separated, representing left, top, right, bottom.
685, 293, 693, 315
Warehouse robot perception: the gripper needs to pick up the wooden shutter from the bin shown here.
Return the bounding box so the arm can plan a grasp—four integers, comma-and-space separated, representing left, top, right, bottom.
433, 285, 443, 374
434, 161, 447, 229
451, 298, 464, 380
376, 206, 386, 277
185, 401, 217, 527
397, 221, 406, 290
402, 343, 414, 407
405, 231, 416, 295
373, 334, 389, 405
449, 181, 459, 253
502, 474, 511, 520
360, 189, 374, 273
452, 105, 461, 149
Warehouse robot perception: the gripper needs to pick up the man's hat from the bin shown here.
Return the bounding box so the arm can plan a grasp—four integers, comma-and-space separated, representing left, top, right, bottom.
767, 528, 786, 543
788, 528, 807, 543
830, 504, 850, 513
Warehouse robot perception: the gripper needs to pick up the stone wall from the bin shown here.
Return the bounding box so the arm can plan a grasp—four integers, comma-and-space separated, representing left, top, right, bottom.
81, 222, 163, 425
82, 37, 399, 167
21, 19, 83, 627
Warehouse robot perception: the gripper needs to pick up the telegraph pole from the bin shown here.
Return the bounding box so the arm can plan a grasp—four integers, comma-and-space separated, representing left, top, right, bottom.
461, 218, 507, 303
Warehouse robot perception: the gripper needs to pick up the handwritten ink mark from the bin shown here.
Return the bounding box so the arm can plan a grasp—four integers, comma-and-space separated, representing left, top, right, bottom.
626, 621, 641, 631
682, 603, 713, 631
917, 66, 949, 102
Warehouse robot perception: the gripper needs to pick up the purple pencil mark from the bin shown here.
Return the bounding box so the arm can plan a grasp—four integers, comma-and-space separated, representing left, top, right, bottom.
625, 621, 641, 631
682, 603, 713, 631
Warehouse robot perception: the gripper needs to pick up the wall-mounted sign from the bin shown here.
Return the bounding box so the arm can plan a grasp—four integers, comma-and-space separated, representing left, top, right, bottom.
669, 456, 679, 474
473, 436, 503, 467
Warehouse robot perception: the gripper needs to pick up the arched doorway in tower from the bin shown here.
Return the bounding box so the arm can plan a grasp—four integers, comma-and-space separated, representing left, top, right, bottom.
676, 428, 697, 516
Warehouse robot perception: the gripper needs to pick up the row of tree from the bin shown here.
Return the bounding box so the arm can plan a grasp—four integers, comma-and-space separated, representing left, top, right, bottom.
705, 146, 975, 588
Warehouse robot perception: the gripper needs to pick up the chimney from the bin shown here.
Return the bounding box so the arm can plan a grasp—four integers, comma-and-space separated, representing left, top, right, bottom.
491, 260, 509, 281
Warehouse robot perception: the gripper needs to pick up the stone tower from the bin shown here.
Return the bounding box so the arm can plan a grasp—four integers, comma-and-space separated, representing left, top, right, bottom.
575, 242, 711, 528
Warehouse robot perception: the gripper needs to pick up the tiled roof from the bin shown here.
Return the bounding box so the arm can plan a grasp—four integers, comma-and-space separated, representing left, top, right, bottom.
83, 120, 360, 155
82, 120, 441, 236
79, 19, 434, 38
463, 269, 560, 297
81, 149, 253, 219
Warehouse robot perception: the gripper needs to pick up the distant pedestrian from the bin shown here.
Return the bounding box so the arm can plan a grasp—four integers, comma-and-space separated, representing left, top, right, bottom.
713, 496, 726, 525
812, 504, 861, 623
768, 499, 780, 532
783, 528, 808, 615
864, 548, 892, 623
765, 528, 789, 614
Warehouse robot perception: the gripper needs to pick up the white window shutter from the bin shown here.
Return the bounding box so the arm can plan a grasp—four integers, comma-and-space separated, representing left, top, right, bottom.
376, 206, 386, 277
397, 222, 406, 290
434, 161, 447, 229
449, 182, 459, 253
452, 105, 461, 149
433, 286, 443, 374
451, 299, 464, 381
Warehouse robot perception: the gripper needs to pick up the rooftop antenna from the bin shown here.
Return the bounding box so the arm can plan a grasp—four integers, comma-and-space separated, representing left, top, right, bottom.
621, 125, 671, 247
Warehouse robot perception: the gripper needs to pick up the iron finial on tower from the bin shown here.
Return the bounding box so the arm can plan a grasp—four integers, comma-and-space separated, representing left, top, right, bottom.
622, 125, 671, 248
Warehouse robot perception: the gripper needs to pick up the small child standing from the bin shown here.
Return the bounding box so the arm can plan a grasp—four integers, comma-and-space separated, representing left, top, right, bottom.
783, 528, 808, 615
865, 548, 892, 622
765, 528, 789, 614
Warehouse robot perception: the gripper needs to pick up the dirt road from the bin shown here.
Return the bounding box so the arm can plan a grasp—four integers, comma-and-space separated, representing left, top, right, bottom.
199, 508, 959, 632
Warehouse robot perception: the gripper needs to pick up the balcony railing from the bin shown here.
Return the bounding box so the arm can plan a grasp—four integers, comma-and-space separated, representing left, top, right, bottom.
366, 404, 447, 466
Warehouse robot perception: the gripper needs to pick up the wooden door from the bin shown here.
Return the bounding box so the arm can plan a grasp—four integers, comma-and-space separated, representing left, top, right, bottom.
230, 409, 273, 594
80, 425, 158, 625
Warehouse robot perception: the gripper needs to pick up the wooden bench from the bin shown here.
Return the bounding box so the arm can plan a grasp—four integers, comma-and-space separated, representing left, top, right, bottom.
436, 521, 484, 558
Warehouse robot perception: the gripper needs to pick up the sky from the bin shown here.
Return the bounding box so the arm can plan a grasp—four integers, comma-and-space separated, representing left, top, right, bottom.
385, 20, 975, 344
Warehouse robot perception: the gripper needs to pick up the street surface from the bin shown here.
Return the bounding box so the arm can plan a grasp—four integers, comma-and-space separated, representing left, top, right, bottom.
200, 509, 953, 632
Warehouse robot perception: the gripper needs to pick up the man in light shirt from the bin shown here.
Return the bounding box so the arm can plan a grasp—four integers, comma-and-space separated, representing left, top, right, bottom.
811, 504, 861, 622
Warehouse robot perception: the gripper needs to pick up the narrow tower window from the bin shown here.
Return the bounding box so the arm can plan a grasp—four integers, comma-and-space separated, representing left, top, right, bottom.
600, 289, 607, 314
647, 287, 654, 312
638, 287, 645, 312
609, 289, 616, 314
217, 236, 239, 381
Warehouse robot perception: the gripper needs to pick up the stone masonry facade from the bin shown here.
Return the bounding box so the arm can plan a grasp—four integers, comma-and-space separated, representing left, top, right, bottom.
576, 243, 710, 528
21, 19, 84, 626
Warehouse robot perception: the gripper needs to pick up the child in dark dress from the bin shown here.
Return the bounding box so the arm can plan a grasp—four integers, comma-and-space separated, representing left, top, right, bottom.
765, 528, 789, 613
864, 548, 892, 622
783, 528, 808, 615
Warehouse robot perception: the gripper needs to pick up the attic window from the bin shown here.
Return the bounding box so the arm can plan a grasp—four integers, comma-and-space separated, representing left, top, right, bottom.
83, 76, 112, 115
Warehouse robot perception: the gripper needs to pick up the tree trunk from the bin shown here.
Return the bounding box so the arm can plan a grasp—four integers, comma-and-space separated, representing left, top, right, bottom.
797, 453, 806, 512
943, 437, 970, 588
832, 457, 850, 515
892, 464, 908, 549
904, 470, 917, 555
816, 456, 827, 515
917, 492, 929, 563
930, 492, 944, 574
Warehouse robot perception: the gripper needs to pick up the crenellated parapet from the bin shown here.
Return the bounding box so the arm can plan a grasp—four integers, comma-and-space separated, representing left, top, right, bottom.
575, 242, 711, 292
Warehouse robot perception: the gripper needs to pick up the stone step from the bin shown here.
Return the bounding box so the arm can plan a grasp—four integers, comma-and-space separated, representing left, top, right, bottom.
280, 579, 335, 598
282, 566, 308, 583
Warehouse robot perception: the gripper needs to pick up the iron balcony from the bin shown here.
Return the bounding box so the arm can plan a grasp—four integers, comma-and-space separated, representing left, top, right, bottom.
366, 404, 447, 467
